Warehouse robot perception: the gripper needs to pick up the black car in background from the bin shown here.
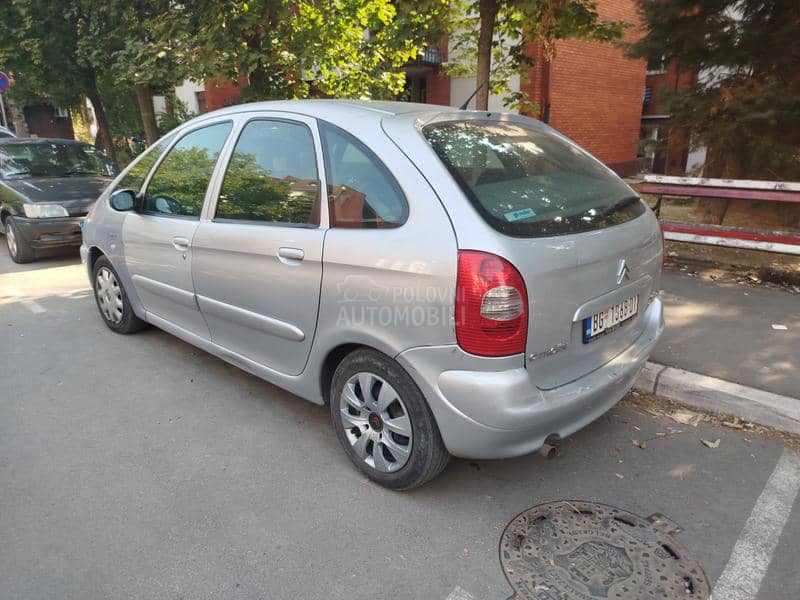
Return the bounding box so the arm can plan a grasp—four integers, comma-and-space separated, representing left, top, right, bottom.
0, 138, 116, 263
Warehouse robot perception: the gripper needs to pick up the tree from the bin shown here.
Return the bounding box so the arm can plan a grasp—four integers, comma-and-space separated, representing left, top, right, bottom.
0, 0, 117, 163
630, 0, 800, 182
169, 0, 447, 101
294, 0, 448, 99
448, 0, 625, 111
109, 1, 194, 144
74, 0, 193, 146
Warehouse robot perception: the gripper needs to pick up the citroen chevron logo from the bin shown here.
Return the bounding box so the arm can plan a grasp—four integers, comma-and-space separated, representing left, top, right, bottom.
616, 259, 630, 285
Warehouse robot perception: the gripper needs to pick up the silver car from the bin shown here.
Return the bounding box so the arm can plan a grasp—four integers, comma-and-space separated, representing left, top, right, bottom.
81, 100, 663, 489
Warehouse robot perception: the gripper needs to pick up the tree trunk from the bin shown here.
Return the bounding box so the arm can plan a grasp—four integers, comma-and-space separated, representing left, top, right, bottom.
165, 86, 176, 118
85, 85, 117, 168
475, 0, 499, 110
5, 96, 29, 137
135, 83, 159, 146
693, 142, 745, 224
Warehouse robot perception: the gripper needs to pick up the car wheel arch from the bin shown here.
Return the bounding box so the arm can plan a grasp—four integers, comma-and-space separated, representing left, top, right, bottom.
319, 343, 392, 405
88, 246, 107, 272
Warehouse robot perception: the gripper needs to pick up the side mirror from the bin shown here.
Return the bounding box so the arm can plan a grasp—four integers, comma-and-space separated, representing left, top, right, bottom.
110, 189, 136, 212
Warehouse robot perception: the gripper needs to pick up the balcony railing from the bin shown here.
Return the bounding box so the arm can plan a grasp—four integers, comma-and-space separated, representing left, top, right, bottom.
407, 47, 444, 67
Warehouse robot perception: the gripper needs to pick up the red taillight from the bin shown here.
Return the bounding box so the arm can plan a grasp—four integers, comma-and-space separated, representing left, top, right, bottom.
455, 250, 528, 357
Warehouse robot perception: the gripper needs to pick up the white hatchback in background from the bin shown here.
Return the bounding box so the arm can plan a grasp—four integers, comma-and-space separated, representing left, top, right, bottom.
81, 100, 663, 489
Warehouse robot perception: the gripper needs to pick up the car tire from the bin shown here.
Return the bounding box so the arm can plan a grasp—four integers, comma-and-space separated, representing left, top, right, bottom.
330, 348, 449, 490
4, 216, 35, 263
92, 255, 146, 334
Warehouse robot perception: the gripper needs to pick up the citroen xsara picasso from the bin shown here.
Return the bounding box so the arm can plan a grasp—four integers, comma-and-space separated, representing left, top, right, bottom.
81, 100, 664, 489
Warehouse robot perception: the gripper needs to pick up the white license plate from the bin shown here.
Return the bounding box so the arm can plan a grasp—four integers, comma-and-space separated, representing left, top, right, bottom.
583, 295, 638, 343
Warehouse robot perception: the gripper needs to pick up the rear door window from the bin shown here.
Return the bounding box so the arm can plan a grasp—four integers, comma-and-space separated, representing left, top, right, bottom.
215, 119, 320, 226
423, 120, 644, 237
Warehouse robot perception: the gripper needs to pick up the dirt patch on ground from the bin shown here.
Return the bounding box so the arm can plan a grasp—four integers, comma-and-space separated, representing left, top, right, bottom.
639, 191, 800, 233
663, 251, 800, 294
622, 392, 800, 454
664, 241, 800, 280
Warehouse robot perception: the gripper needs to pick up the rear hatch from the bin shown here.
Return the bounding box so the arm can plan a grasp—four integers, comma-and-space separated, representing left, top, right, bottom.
506, 214, 661, 389
419, 117, 662, 389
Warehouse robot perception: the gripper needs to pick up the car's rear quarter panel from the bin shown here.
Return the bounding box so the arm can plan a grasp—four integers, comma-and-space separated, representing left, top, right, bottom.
310, 108, 459, 368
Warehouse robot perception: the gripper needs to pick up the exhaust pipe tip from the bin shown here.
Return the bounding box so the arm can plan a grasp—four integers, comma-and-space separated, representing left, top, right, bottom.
538, 435, 562, 460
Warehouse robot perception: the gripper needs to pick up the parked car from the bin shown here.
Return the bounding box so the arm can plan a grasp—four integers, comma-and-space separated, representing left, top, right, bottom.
0, 138, 117, 262
0, 126, 16, 138
81, 100, 664, 489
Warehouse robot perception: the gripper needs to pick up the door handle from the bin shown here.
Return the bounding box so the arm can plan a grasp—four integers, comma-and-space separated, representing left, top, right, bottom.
278, 247, 304, 262
172, 236, 190, 251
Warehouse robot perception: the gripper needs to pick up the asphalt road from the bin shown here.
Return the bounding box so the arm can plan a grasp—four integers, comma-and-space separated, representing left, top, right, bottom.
1, 247, 799, 600
655, 268, 800, 398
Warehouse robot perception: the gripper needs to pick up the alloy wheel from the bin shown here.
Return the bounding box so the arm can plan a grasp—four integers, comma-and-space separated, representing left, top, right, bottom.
339, 372, 413, 473
95, 267, 124, 323
5, 222, 17, 257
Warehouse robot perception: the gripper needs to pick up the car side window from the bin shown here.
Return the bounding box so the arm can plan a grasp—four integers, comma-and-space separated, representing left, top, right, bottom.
144, 122, 232, 218
215, 120, 320, 226
115, 133, 175, 194
319, 122, 407, 228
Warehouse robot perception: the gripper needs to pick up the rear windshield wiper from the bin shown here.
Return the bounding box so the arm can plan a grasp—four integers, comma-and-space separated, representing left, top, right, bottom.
598, 196, 640, 218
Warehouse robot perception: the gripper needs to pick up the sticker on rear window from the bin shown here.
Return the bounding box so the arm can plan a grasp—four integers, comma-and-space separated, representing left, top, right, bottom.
504, 207, 536, 222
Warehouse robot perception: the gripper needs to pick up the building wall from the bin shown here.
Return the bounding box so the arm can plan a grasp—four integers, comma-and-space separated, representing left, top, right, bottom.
440, 0, 646, 175
153, 81, 207, 117
644, 63, 695, 117
24, 105, 74, 140
204, 77, 246, 112
450, 74, 520, 113
643, 61, 698, 174
426, 69, 451, 106
542, 0, 646, 175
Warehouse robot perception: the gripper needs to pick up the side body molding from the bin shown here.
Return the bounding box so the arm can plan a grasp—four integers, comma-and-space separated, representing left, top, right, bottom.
196, 294, 305, 342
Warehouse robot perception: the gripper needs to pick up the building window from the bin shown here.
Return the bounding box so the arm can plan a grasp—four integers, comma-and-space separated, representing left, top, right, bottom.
407, 75, 427, 103
646, 56, 667, 75
195, 91, 207, 114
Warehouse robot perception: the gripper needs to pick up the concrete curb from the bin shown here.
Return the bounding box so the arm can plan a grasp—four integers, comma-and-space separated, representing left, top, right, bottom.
634, 362, 800, 436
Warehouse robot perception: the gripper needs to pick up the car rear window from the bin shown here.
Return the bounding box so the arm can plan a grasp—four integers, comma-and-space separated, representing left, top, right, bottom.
423, 120, 645, 237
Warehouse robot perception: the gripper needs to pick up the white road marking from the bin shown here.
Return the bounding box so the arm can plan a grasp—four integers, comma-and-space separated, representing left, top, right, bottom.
711, 449, 800, 600
445, 586, 476, 600
3, 285, 47, 313
22, 299, 46, 314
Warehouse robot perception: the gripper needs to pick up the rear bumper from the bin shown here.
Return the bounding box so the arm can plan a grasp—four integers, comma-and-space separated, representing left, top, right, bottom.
396, 297, 664, 459
14, 216, 83, 249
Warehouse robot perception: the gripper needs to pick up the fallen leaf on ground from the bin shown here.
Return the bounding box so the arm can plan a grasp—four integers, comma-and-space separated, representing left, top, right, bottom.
701, 438, 721, 449
669, 464, 696, 478
669, 409, 702, 427
632, 439, 647, 449
615, 473, 625, 479
722, 418, 744, 429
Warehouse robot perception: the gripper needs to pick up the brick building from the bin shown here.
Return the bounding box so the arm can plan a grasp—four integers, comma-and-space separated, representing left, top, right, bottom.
397, 0, 649, 176
641, 59, 698, 174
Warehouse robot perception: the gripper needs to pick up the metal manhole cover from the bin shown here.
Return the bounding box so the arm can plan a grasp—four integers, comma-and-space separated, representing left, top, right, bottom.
499, 501, 710, 599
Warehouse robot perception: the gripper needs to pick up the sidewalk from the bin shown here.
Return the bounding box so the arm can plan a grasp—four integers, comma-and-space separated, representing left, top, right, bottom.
654, 268, 799, 399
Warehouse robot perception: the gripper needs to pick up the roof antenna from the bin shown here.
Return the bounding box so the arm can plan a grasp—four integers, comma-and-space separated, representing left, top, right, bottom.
459, 78, 489, 110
